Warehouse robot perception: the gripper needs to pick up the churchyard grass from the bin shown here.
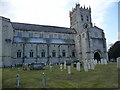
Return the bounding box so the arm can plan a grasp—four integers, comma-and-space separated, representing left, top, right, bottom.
2, 62, 118, 88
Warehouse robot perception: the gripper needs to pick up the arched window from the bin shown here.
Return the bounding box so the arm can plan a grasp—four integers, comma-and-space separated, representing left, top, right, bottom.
52, 50, 56, 57
29, 50, 33, 58
81, 15, 83, 21
17, 50, 21, 58
62, 50, 66, 57
72, 51, 75, 57
41, 50, 45, 57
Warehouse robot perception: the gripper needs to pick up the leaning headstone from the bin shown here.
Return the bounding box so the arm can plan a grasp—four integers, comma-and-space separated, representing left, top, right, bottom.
117, 57, 120, 69
64, 61, 66, 69
68, 66, 71, 74
60, 64, 63, 71
42, 72, 46, 88
76, 62, 81, 71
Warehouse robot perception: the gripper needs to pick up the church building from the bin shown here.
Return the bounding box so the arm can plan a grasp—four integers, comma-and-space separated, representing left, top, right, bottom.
0, 4, 108, 67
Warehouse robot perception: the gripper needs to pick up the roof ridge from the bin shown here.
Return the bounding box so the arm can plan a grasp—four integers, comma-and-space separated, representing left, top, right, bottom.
12, 22, 70, 29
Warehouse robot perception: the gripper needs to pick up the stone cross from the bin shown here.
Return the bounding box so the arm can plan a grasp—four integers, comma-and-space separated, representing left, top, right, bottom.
42, 72, 46, 88
64, 61, 66, 69
76, 62, 80, 71
67, 66, 71, 74
60, 64, 63, 71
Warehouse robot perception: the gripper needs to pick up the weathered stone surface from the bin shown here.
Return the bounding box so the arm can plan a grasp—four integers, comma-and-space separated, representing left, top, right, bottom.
117, 57, 120, 69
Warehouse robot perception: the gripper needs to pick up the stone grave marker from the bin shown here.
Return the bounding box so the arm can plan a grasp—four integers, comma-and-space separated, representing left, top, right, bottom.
95, 60, 97, 65
104, 59, 107, 65
16, 72, 20, 88
84, 61, 88, 72
98, 61, 101, 64
42, 72, 46, 88
67, 66, 71, 74
64, 61, 66, 69
101, 59, 103, 64
60, 64, 63, 71
87, 62, 90, 69
117, 57, 120, 69
50, 65, 52, 72
76, 62, 80, 71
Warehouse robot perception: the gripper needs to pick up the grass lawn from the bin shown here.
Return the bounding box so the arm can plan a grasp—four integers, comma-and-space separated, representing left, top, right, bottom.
2, 62, 118, 88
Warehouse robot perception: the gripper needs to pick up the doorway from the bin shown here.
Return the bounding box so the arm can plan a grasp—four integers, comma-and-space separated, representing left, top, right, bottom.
94, 52, 101, 61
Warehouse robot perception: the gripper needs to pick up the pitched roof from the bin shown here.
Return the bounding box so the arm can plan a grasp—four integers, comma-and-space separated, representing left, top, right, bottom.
12, 22, 75, 34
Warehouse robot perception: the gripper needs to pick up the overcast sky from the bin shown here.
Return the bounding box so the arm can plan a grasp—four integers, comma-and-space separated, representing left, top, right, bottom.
0, 0, 119, 49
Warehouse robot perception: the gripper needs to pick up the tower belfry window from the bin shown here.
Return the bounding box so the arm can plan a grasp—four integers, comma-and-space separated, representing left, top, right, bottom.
87, 16, 89, 21
62, 50, 66, 57
81, 15, 83, 21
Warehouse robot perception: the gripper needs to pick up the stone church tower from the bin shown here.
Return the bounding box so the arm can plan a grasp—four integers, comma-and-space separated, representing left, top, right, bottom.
70, 4, 108, 61
0, 17, 13, 67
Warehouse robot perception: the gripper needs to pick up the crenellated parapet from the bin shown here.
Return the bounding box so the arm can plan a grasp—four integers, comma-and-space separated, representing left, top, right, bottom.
70, 3, 91, 16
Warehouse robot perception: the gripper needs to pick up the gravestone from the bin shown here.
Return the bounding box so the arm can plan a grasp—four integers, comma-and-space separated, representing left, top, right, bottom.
83, 61, 88, 72
104, 59, 107, 65
93, 59, 96, 65
101, 59, 103, 64
76, 62, 80, 71
95, 60, 97, 65
64, 61, 66, 69
67, 66, 71, 74
87, 62, 90, 69
117, 57, 120, 69
98, 61, 101, 64
60, 64, 63, 71
50, 65, 52, 72
42, 72, 46, 88
90, 62, 94, 70
16, 73, 20, 88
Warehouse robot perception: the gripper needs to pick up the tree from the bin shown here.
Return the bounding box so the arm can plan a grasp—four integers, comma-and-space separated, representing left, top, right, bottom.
108, 41, 120, 61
